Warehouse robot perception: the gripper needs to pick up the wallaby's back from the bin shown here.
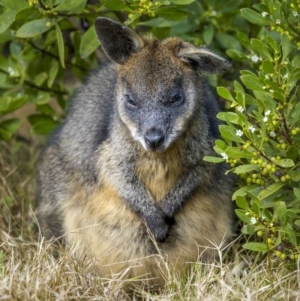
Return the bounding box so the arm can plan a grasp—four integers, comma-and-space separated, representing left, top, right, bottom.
38, 17, 233, 290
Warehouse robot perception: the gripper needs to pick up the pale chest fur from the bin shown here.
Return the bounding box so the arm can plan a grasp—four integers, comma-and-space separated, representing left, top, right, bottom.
135, 150, 182, 202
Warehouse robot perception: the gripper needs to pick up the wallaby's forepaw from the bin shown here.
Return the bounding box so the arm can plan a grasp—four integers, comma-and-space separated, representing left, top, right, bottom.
143, 214, 170, 243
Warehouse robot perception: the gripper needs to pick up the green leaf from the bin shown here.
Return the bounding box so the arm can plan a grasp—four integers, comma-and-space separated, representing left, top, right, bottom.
151, 27, 170, 39
203, 156, 224, 163
0, 9, 17, 34
294, 220, 300, 226
240, 74, 265, 91
215, 33, 241, 51
215, 139, 227, 150
33, 72, 48, 86
55, 24, 65, 68
243, 242, 268, 252
0, 128, 11, 140
266, 35, 279, 52
251, 39, 272, 60
29, 115, 59, 135
236, 196, 249, 209
0, 95, 27, 114
241, 8, 271, 26
286, 146, 298, 160
292, 55, 300, 67
236, 31, 251, 49
169, 0, 195, 4
100, 0, 133, 12
0, 96, 10, 112
274, 158, 295, 168
258, 182, 285, 200
235, 209, 252, 223
242, 224, 255, 235
203, 25, 214, 45
0, 118, 20, 134
219, 125, 244, 143
262, 60, 274, 74
155, 7, 189, 21
217, 87, 235, 102
47, 60, 59, 87
139, 18, 179, 28
226, 49, 247, 61
287, 170, 300, 182
232, 185, 257, 200
35, 92, 51, 105
79, 25, 100, 59
15, 7, 36, 21
281, 33, 291, 62
16, 18, 54, 38
217, 112, 239, 124
289, 68, 300, 83
0, 0, 28, 10
232, 164, 259, 174
293, 188, 300, 200
54, 0, 85, 12
273, 201, 286, 224
284, 223, 297, 247
225, 147, 253, 159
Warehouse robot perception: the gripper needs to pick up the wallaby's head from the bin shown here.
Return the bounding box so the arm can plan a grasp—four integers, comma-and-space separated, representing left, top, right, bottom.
95, 17, 230, 152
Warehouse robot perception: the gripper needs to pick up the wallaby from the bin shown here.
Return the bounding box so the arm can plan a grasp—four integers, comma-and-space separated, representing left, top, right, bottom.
38, 17, 233, 289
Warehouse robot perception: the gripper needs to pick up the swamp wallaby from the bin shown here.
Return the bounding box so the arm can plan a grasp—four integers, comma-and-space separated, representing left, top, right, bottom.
38, 17, 233, 289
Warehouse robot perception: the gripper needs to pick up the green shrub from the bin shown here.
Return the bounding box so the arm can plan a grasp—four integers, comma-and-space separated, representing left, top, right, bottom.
205, 0, 300, 265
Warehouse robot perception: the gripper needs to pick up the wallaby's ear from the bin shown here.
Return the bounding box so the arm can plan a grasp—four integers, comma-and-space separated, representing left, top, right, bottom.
94, 17, 144, 65
177, 43, 231, 74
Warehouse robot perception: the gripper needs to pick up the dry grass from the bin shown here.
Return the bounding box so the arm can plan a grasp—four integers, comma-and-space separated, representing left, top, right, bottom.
0, 140, 300, 300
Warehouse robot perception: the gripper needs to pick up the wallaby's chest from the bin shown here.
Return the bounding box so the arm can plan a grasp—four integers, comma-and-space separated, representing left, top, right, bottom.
135, 153, 182, 202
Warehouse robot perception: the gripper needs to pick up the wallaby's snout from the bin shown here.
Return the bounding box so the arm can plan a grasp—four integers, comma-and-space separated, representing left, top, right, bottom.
144, 128, 165, 151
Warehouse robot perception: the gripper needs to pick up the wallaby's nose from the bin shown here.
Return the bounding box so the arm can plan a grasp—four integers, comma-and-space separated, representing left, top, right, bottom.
144, 129, 164, 150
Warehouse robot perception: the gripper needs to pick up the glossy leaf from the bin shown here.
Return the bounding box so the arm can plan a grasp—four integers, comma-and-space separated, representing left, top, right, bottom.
155, 7, 189, 21
241, 8, 272, 26
236, 196, 249, 209
16, 18, 54, 38
54, 0, 85, 12
251, 39, 272, 60
240, 74, 265, 91
203, 156, 224, 163
217, 87, 235, 102
258, 182, 285, 200
79, 25, 100, 59
55, 24, 65, 68
0, 128, 11, 140
262, 60, 274, 74
0, 9, 17, 34
274, 159, 295, 168
169, 0, 195, 4
0, 118, 20, 135
232, 164, 259, 174
281, 33, 291, 62
0, 0, 28, 11
243, 242, 268, 252
100, 0, 133, 12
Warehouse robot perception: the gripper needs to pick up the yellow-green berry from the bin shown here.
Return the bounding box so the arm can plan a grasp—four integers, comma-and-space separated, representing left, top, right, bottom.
281, 176, 286, 182
257, 230, 263, 237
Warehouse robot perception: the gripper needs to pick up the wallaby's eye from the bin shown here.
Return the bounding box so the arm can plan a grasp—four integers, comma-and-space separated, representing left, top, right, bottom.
170, 92, 184, 105
125, 95, 137, 109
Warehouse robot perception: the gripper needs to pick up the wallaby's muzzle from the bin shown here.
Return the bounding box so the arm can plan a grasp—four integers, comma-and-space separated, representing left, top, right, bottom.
144, 128, 165, 151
